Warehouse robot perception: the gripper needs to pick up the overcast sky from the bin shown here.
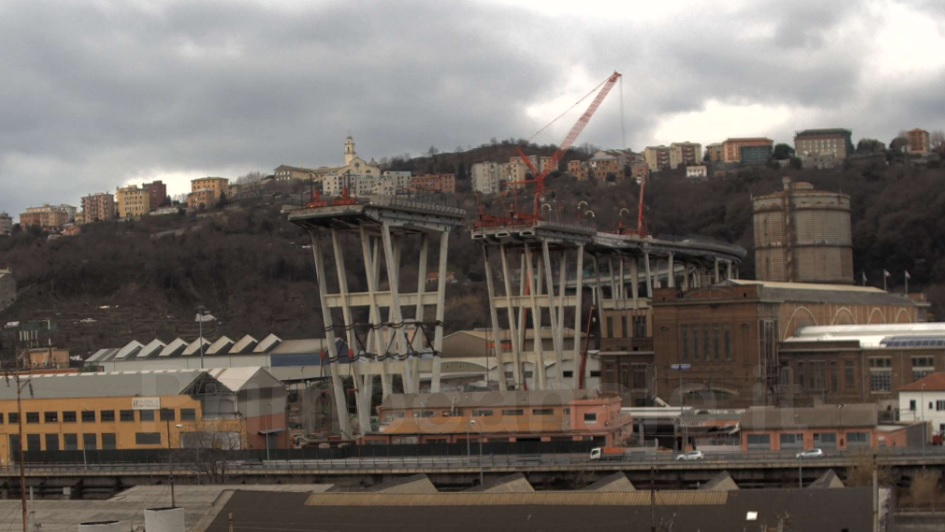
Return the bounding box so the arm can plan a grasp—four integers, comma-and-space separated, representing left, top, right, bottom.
1, 0, 943, 220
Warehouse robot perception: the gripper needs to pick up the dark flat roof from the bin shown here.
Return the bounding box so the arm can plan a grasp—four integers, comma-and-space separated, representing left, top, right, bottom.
201, 488, 875, 532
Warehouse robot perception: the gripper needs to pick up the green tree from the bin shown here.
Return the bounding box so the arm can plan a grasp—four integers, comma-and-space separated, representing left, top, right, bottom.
772, 143, 795, 160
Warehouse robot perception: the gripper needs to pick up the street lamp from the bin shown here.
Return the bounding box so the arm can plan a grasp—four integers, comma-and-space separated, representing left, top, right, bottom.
470, 420, 484, 486
81, 409, 92, 470
264, 401, 272, 462
671, 363, 691, 451
465, 421, 471, 461
165, 419, 183, 508
920, 383, 927, 459
195, 308, 215, 369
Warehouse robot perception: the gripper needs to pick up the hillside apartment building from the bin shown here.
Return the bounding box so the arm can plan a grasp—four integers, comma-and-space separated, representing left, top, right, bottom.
0, 212, 12, 236
794, 128, 854, 169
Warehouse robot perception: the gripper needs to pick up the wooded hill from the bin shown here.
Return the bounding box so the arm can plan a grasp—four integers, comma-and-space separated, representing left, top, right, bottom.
1, 155, 943, 361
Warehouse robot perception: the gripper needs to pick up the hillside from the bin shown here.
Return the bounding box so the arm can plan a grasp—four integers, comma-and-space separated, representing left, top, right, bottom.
1, 157, 944, 362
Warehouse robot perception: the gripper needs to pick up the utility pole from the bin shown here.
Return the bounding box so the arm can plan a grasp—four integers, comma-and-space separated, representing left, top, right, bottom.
5, 372, 31, 532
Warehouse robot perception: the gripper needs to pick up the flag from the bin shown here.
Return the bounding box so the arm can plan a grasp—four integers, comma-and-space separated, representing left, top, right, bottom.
883, 269, 891, 278
861, 271, 867, 284
905, 271, 911, 280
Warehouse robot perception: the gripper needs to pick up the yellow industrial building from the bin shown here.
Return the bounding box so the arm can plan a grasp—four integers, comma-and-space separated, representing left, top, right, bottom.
0, 367, 286, 463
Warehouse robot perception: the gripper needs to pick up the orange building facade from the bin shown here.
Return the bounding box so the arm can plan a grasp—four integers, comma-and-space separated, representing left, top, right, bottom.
369, 390, 632, 446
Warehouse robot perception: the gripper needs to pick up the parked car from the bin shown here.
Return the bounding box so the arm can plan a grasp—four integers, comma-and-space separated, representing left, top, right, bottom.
795, 448, 824, 459
675, 450, 705, 461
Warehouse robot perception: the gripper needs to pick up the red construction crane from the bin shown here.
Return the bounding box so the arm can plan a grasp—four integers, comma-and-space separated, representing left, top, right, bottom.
515, 71, 622, 219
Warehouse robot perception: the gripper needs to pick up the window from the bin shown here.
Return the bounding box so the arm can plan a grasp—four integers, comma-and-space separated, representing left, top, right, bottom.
412, 410, 433, 418
0, 413, 4, 424
138, 410, 155, 422
159, 409, 175, 422
101, 433, 117, 450
62, 411, 77, 423
779, 433, 803, 450
937, 400, 945, 411
813, 432, 838, 449
472, 409, 494, 417
830, 362, 839, 393
590, 370, 601, 378
681, 327, 689, 361
501, 409, 524, 416
796, 362, 805, 392
100, 410, 115, 422
135, 433, 162, 445
746, 434, 771, 451
8, 413, 19, 424
180, 409, 197, 422
45, 434, 59, 451
583, 413, 598, 424
44, 412, 58, 423
703, 327, 711, 361
724, 327, 732, 361
909, 400, 917, 411
912, 357, 935, 381
119, 410, 135, 422
532, 408, 554, 416
692, 329, 699, 363
83, 434, 97, 451
869, 358, 892, 393
26, 434, 41, 451
713, 326, 720, 361
26, 412, 39, 424
81, 411, 96, 423
847, 432, 869, 447
811, 361, 826, 391
845, 361, 855, 390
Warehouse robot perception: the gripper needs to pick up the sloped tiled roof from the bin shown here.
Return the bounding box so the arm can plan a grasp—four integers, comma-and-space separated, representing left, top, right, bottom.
900, 372, 945, 392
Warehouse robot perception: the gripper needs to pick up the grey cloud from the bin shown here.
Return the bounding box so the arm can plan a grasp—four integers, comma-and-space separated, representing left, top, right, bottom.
0, 0, 940, 218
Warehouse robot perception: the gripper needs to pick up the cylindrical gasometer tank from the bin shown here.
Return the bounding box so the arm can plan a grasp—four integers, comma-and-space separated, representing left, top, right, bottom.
752, 178, 852, 284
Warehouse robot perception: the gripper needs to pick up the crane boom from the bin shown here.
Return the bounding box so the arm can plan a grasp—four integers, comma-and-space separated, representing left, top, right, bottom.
516, 71, 622, 217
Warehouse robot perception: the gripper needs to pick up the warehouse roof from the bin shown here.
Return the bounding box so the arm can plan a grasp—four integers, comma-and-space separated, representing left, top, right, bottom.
380, 390, 619, 410
199, 488, 876, 532
785, 323, 945, 349
725, 279, 915, 307
0, 367, 276, 401
740, 405, 877, 431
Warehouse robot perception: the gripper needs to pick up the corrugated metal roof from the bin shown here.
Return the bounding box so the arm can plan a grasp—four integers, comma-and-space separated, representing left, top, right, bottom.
115, 340, 143, 360
136, 339, 166, 359
86, 348, 116, 363
205, 367, 274, 392
231, 335, 258, 354
207, 336, 234, 355
159, 338, 189, 357
182, 338, 210, 356
255, 333, 282, 353
785, 323, 945, 349
0, 369, 209, 400
271, 339, 329, 355
304, 491, 728, 507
